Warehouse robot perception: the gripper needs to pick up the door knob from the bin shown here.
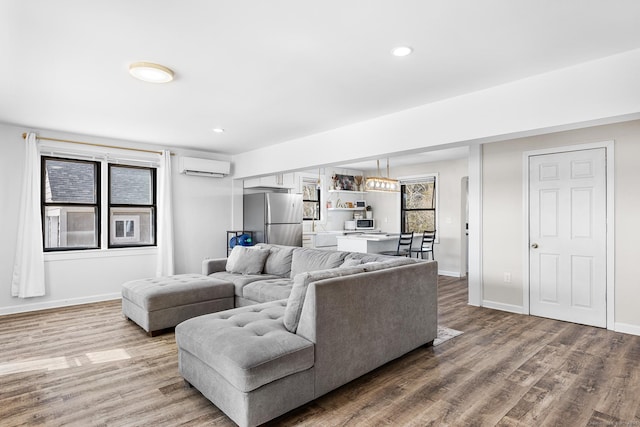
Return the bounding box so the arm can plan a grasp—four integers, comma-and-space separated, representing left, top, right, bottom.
531, 243, 538, 248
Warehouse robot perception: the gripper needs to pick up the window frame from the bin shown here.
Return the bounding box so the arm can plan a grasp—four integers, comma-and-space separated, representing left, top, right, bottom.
301, 176, 322, 222
107, 164, 158, 249
303, 190, 321, 221
40, 151, 160, 253
400, 174, 438, 240
41, 156, 101, 252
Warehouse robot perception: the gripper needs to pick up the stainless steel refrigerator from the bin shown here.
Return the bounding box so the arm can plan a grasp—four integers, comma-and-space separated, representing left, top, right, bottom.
243, 193, 303, 246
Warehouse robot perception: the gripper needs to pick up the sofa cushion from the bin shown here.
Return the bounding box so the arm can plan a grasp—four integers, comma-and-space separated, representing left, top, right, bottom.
344, 252, 397, 264
256, 244, 296, 277
243, 278, 294, 303
175, 300, 314, 393
226, 246, 270, 275
362, 257, 417, 272
339, 258, 362, 268
284, 266, 366, 333
290, 248, 348, 278
122, 274, 233, 311
209, 271, 281, 297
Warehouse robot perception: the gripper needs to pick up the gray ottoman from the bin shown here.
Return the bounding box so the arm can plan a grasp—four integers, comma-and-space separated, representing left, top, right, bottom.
122, 274, 234, 336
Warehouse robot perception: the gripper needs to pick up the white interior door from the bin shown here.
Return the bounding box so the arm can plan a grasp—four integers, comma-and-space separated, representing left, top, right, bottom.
529, 148, 606, 327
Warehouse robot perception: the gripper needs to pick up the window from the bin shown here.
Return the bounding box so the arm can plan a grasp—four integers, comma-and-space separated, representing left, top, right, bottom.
109, 165, 156, 248
42, 157, 100, 251
41, 156, 157, 251
302, 179, 321, 221
401, 175, 436, 233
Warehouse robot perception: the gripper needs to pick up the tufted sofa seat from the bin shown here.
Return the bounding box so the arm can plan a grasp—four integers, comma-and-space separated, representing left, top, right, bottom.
121, 274, 234, 336
198, 271, 282, 301
176, 300, 313, 392
241, 277, 294, 303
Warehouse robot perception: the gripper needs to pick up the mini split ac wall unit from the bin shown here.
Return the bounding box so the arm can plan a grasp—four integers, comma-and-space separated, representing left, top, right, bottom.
179, 156, 231, 178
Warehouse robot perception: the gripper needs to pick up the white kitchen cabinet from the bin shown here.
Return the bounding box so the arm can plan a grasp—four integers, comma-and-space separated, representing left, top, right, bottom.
302, 232, 342, 250
243, 177, 261, 188
282, 173, 296, 189
302, 233, 315, 248
336, 234, 398, 254
243, 173, 296, 189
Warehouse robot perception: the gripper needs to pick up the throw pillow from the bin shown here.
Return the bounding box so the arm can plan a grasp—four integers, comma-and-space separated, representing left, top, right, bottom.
362, 258, 415, 272
225, 246, 270, 275
290, 249, 348, 278
284, 265, 365, 333
340, 258, 362, 268
257, 244, 295, 277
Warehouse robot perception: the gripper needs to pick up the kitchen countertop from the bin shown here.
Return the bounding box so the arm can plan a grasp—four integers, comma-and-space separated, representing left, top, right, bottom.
336, 232, 399, 254
303, 230, 384, 236
336, 233, 398, 241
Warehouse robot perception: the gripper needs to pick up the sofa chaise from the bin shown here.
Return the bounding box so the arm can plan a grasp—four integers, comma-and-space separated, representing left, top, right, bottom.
175, 244, 438, 427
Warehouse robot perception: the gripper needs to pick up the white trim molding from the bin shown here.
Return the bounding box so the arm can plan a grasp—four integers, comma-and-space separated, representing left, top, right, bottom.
614, 323, 640, 337
482, 300, 525, 314
467, 143, 483, 306
482, 300, 524, 315
0, 293, 121, 316
439, 270, 465, 278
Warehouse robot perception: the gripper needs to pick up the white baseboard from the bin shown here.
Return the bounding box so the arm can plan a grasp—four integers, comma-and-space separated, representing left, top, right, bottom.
613, 322, 640, 336
482, 299, 525, 315
439, 270, 465, 278
480, 304, 640, 336
0, 293, 121, 316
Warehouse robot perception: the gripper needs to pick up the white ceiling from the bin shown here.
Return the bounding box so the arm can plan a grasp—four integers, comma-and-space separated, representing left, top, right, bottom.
2, 1, 640, 156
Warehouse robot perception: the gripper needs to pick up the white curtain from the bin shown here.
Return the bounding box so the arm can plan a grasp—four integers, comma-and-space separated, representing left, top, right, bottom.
156, 150, 175, 276
12, 132, 46, 298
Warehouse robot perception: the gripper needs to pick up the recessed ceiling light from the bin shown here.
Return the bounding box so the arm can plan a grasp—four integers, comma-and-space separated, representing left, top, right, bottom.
129, 62, 174, 83
391, 46, 413, 57
212, 128, 225, 133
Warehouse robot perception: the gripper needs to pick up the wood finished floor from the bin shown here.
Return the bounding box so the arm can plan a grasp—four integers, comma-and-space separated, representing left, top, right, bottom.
2, 276, 640, 426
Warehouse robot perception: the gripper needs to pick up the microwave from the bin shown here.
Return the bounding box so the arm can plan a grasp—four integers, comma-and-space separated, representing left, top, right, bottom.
356, 219, 375, 229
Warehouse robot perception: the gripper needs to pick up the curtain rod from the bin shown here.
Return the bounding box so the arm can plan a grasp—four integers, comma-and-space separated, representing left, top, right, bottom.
22, 132, 173, 156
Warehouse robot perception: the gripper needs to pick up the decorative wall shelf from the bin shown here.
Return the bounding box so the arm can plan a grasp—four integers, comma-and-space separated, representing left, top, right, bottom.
327, 190, 366, 194
327, 207, 365, 211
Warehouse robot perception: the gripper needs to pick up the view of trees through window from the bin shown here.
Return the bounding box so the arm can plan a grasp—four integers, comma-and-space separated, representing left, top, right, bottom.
302, 180, 320, 221
401, 177, 436, 233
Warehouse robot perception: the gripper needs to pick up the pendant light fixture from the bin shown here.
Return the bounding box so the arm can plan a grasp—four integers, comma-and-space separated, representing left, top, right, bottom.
365, 159, 399, 192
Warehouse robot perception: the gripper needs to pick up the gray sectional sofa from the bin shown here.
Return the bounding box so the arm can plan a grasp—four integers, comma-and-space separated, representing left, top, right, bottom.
175, 244, 438, 427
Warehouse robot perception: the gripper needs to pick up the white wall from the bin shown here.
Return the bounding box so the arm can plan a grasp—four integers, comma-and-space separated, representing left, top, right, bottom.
0, 123, 233, 314
172, 157, 234, 272
482, 119, 640, 334
363, 191, 399, 234
364, 157, 468, 276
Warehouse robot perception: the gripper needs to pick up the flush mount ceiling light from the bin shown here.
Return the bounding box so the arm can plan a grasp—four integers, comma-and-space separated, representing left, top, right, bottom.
365, 159, 400, 192
129, 62, 174, 83
391, 46, 413, 57
212, 128, 225, 134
